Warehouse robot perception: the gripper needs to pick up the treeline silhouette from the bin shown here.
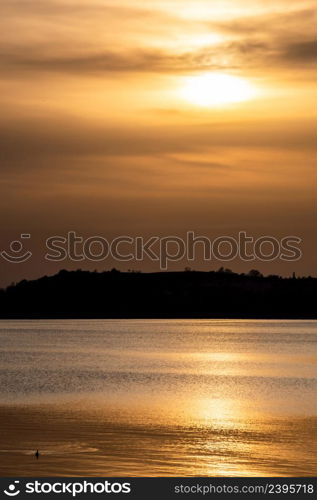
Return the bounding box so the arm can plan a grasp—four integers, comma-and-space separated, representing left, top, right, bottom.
0, 268, 316, 319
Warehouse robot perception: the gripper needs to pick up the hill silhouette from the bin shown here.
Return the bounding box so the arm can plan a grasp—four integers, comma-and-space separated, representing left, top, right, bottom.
0, 268, 316, 319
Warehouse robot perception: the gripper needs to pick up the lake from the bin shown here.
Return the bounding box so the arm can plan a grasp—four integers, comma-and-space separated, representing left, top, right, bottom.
0, 319, 316, 476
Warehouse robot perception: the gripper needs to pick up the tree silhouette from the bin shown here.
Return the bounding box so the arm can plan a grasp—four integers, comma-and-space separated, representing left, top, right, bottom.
0, 269, 315, 319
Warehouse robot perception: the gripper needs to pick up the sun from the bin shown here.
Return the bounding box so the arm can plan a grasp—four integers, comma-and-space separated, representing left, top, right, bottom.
181, 73, 256, 107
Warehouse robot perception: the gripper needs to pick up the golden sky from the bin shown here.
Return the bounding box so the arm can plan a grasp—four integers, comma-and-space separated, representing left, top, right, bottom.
0, 0, 316, 283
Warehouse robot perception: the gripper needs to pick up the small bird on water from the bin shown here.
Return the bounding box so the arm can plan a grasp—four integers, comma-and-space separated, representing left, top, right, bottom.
35, 450, 40, 459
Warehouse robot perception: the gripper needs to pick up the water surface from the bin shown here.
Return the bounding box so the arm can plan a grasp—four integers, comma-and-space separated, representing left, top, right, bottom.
0, 319, 316, 476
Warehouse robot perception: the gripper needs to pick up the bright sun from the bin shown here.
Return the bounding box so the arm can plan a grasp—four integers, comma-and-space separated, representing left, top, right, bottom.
181, 73, 256, 107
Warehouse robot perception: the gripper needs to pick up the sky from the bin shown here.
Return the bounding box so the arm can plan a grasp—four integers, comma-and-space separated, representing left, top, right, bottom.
0, 0, 316, 286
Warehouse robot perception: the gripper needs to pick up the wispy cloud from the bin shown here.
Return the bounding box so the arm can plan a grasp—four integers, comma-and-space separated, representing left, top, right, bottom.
282, 39, 317, 62
1, 4, 317, 77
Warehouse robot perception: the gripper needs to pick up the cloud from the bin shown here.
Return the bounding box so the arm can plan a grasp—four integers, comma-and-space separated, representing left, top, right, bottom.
1, 114, 317, 173
1, 2, 317, 77
1, 28, 316, 78
215, 8, 317, 35
282, 40, 317, 62
208, 7, 317, 69
0, 47, 231, 76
